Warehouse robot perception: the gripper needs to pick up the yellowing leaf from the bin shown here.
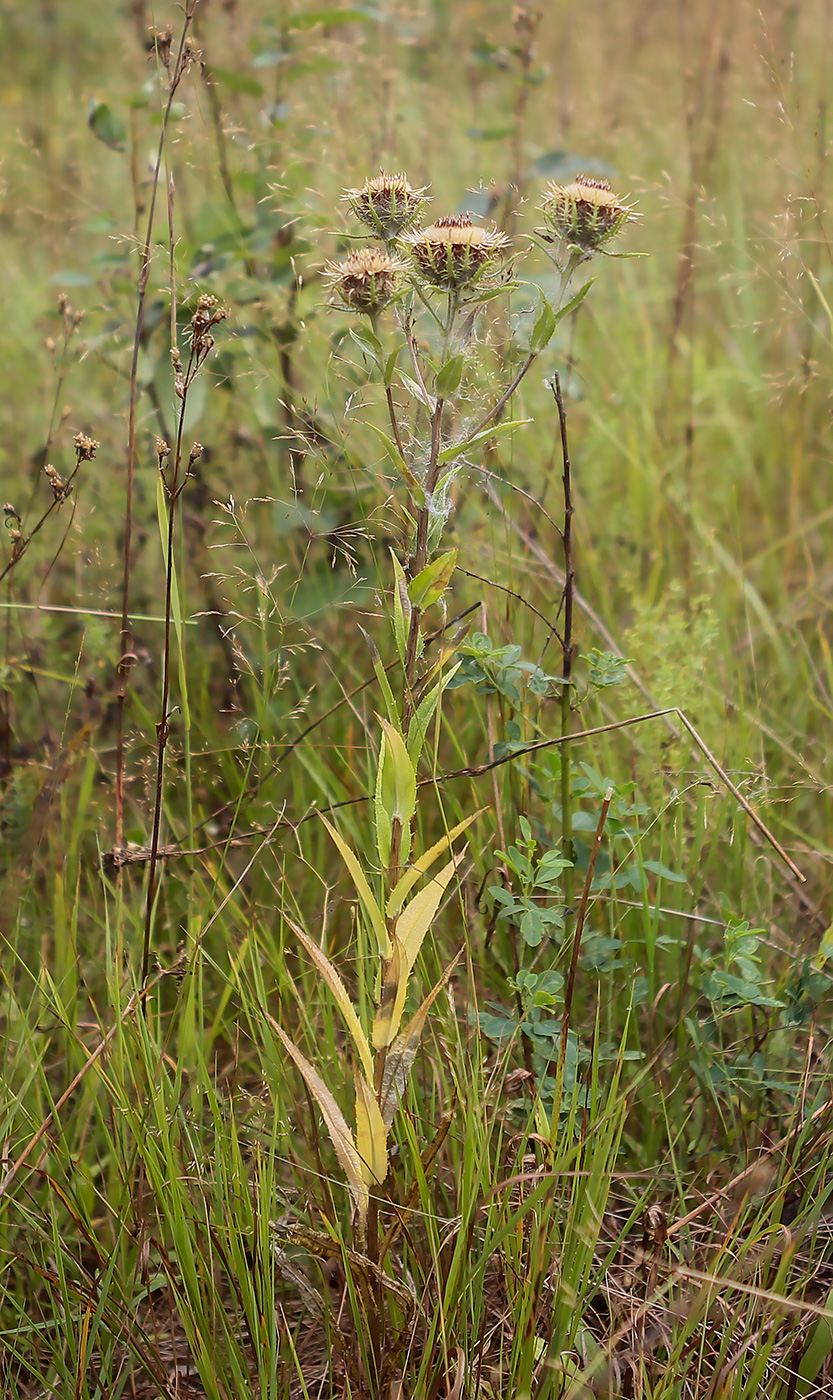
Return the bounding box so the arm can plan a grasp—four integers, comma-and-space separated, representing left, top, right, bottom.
267, 1018, 368, 1226
320, 813, 390, 957
380, 955, 461, 1126
387, 812, 482, 919
354, 1071, 389, 1185
291, 923, 373, 1082
372, 938, 403, 1050
375, 855, 463, 1049
396, 854, 462, 972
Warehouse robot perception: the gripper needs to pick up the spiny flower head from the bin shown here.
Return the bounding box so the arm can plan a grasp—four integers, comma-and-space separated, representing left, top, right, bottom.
539, 175, 637, 255
325, 247, 407, 315
403, 215, 511, 290
342, 172, 429, 241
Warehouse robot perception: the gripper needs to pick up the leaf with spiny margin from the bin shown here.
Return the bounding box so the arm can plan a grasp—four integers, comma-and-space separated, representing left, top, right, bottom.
406, 659, 463, 766
397, 854, 462, 971
291, 924, 373, 1082
268, 1019, 368, 1226
357, 625, 397, 727
436, 418, 530, 466
390, 551, 412, 668
373, 937, 404, 1050
354, 1070, 389, 1185
320, 814, 390, 957
374, 716, 416, 869
380, 955, 461, 1126
387, 813, 481, 919
407, 549, 457, 611
529, 287, 557, 352
375, 855, 463, 1048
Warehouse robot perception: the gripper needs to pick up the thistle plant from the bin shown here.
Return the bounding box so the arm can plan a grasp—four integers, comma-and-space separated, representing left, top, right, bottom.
271, 169, 639, 1389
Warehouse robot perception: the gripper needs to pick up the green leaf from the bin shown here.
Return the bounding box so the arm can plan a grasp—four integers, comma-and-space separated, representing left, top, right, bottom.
374, 716, 417, 868
383, 343, 403, 387
210, 67, 265, 97
529, 290, 557, 353
407, 549, 457, 610
435, 353, 465, 398
553, 278, 594, 327
349, 323, 383, 364
87, 99, 127, 153
436, 418, 530, 466
390, 551, 411, 668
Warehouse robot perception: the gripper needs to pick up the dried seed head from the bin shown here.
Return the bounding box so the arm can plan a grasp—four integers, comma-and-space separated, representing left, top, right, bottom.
539, 175, 638, 255
74, 433, 99, 462
403, 215, 511, 290
325, 247, 407, 315
188, 442, 204, 466
342, 172, 429, 241
4, 503, 20, 521
45, 463, 70, 501
156, 438, 170, 458
149, 23, 173, 68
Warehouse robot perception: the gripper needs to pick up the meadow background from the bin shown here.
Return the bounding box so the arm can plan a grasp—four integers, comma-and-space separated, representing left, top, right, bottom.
1, 1, 833, 1396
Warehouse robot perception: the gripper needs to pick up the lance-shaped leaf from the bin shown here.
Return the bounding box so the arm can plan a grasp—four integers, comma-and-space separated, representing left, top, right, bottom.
436, 418, 531, 467
268, 1019, 368, 1226
529, 288, 557, 353
354, 1070, 389, 1186
380, 955, 461, 1126
320, 814, 390, 957
397, 853, 462, 970
387, 812, 482, 919
406, 659, 463, 766
291, 924, 373, 1082
407, 549, 457, 611
390, 551, 412, 668
374, 854, 463, 1048
373, 938, 403, 1050
374, 716, 416, 869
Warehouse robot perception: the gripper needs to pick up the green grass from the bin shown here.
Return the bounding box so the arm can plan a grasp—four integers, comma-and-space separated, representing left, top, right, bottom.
1, 1, 833, 1396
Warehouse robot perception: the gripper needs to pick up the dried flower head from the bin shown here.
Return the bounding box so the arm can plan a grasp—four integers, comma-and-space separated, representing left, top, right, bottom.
156, 437, 171, 458
44, 463, 70, 502
539, 175, 637, 256
325, 247, 407, 315
74, 433, 99, 462
403, 215, 511, 290
342, 172, 429, 242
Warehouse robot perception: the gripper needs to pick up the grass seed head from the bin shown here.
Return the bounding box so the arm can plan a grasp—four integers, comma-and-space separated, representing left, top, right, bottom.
403, 215, 511, 290
342, 172, 429, 241
539, 175, 638, 254
325, 247, 407, 315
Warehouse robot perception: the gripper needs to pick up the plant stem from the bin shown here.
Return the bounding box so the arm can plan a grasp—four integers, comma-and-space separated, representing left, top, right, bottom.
115, 10, 197, 852
552, 374, 575, 931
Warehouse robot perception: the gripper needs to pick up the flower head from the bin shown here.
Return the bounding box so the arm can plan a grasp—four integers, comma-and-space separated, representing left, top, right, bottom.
74, 433, 99, 462
342, 172, 429, 241
539, 175, 637, 256
325, 247, 406, 315
403, 215, 511, 291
